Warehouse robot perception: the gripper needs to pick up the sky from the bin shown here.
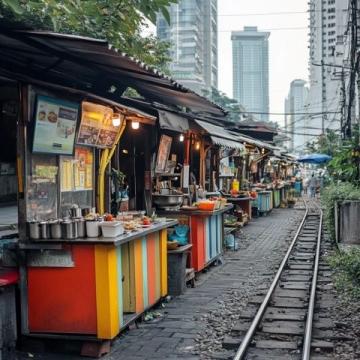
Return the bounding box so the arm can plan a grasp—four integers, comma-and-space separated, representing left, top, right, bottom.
146, 0, 309, 126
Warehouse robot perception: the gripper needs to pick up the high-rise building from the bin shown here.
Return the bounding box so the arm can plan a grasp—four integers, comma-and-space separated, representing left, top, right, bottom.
156, 0, 218, 95
285, 80, 309, 153
231, 26, 270, 122
308, 0, 348, 136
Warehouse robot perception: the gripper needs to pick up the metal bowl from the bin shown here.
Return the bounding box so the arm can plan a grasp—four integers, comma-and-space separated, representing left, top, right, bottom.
152, 194, 184, 209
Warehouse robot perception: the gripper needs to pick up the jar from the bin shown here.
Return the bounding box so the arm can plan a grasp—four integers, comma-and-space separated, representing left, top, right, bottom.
29, 221, 40, 240
40, 221, 50, 239
49, 219, 62, 239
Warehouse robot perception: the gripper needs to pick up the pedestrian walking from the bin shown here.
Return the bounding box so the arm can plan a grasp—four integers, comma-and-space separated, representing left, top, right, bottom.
308, 172, 317, 198
302, 176, 309, 197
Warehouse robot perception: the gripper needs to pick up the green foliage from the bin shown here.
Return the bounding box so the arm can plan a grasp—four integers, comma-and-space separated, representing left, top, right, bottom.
0, 0, 177, 70
202, 87, 242, 122
321, 182, 360, 241
328, 248, 360, 299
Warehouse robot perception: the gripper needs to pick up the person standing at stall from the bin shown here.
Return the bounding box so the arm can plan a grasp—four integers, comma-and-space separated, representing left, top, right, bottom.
308, 172, 317, 198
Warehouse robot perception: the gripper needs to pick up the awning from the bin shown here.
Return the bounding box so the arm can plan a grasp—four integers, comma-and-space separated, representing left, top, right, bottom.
0, 24, 227, 117
158, 110, 189, 133
195, 120, 244, 150
210, 136, 244, 150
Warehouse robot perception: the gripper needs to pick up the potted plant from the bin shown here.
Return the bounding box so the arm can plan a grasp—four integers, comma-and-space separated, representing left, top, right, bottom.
111, 168, 128, 214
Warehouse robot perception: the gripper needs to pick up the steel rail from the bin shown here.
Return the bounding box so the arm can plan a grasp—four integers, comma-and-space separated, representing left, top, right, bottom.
233, 203, 309, 360
302, 207, 323, 360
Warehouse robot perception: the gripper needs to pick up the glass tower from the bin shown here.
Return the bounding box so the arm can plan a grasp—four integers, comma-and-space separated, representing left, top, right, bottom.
156, 0, 218, 95
232, 27, 270, 122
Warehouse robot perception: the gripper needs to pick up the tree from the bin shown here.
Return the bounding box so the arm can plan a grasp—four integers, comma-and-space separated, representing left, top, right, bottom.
0, 0, 177, 71
202, 87, 243, 122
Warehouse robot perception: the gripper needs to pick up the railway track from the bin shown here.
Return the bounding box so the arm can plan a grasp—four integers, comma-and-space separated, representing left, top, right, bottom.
223, 198, 335, 360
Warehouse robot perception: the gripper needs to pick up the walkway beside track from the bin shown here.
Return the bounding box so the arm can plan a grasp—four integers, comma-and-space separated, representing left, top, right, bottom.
17, 208, 305, 360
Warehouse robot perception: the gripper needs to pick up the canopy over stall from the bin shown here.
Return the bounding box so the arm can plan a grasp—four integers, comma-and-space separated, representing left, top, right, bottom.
0, 22, 226, 118
297, 153, 332, 164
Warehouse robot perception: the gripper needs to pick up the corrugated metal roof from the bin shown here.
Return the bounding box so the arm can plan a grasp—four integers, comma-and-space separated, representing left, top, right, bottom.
0, 23, 227, 117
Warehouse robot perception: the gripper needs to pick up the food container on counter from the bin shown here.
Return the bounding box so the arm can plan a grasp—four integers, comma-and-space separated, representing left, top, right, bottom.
74, 218, 86, 238
40, 221, 50, 239
100, 221, 124, 238
49, 219, 62, 239
62, 219, 78, 240
69, 205, 82, 218
29, 221, 40, 240
86, 220, 101, 238
198, 201, 216, 211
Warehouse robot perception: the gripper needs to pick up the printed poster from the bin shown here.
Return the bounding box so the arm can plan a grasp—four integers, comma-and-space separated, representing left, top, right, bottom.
77, 102, 121, 148
33, 96, 78, 155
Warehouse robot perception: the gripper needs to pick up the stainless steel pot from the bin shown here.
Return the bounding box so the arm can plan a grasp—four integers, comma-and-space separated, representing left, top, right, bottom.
69, 206, 82, 218
29, 221, 40, 240
152, 193, 184, 209
81, 208, 91, 217
40, 221, 50, 239
49, 219, 62, 239
61, 220, 78, 239
75, 218, 86, 238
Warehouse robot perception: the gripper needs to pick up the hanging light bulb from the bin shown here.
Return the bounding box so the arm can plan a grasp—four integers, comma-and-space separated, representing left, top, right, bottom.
195, 141, 200, 150
131, 121, 140, 130
179, 134, 184, 142
112, 114, 121, 127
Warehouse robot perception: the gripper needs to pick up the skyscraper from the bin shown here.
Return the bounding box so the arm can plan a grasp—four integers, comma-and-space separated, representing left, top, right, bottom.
231, 27, 270, 122
156, 0, 218, 95
308, 0, 348, 135
285, 80, 309, 153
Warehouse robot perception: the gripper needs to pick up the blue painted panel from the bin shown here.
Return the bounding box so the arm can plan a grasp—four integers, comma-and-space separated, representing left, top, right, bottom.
210, 216, 217, 258
205, 217, 210, 262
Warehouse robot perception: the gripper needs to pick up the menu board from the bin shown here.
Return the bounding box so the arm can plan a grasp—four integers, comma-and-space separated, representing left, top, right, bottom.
60, 147, 93, 192
77, 102, 121, 148
32, 96, 79, 155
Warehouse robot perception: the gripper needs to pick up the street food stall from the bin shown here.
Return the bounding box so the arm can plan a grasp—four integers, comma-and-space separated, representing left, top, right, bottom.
149, 116, 234, 272
11, 86, 177, 349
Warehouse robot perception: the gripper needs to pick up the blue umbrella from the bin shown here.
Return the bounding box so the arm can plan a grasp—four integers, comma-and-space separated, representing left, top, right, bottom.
297, 153, 332, 164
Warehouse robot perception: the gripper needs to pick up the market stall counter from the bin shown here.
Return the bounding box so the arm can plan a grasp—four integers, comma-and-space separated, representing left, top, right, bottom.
21, 220, 177, 340
158, 205, 233, 272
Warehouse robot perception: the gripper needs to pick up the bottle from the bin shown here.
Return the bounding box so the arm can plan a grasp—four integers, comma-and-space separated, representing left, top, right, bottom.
231, 179, 239, 192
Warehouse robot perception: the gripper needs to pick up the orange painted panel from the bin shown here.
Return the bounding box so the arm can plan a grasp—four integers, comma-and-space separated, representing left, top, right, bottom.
190, 216, 206, 271
28, 245, 97, 334
146, 233, 157, 305
134, 238, 144, 313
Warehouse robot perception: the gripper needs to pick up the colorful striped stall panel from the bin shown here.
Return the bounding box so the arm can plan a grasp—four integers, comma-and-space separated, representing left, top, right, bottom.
190, 216, 206, 271
205, 217, 210, 262
94, 245, 120, 339
116, 246, 123, 327
141, 237, 149, 309
154, 232, 161, 299
216, 214, 222, 255
133, 238, 144, 313
159, 229, 168, 296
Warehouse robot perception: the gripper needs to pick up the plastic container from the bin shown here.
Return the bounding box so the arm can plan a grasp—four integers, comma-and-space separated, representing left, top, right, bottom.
231, 179, 240, 192
100, 221, 124, 238
198, 201, 216, 211
86, 221, 101, 238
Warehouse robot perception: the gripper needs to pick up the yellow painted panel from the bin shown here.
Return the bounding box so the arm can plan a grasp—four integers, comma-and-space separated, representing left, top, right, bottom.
94, 245, 119, 339
154, 232, 161, 299
134, 238, 144, 313
159, 229, 168, 296
121, 242, 136, 312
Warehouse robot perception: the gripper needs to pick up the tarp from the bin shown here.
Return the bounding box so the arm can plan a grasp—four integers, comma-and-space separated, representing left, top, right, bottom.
297, 153, 332, 164
158, 110, 189, 133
